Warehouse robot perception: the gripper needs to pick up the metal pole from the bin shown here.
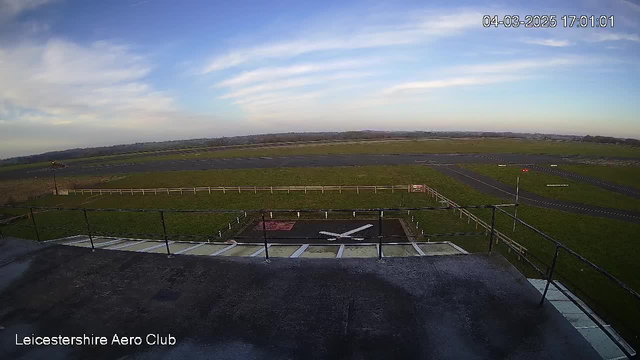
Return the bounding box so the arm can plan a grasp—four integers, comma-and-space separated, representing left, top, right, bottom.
29, 208, 40, 242
262, 212, 270, 261
539, 245, 560, 307
378, 210, 383, 260
160, 211, 171, 256
52, 167, 58, 196
513, 176, 519, 232
83, 210, 94, 251
488, 206, 496, 254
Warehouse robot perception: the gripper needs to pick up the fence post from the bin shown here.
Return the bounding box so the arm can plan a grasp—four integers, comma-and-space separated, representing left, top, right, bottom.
271, 186, 273, 194
0, 223, 4, 239
539, 245, 560, 307
488, 206, 496, 254
261, 212, 270, 261
29, 208, 40, 242
160, 211, 171, 257
254, 186, 257, 194
378, 210, 383, 260
208, 187, 211, 194
83, 209, 95, 251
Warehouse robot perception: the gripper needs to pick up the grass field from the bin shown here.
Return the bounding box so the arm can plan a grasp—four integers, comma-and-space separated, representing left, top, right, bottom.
560, 164, 640, 190
3, 138, 640, 174
461, 164, 640, 212
99, 138, 640, 165
1, 164, 638, 345
0, 175, 124, 206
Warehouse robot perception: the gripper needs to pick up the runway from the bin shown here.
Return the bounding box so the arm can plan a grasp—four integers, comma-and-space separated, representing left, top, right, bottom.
0, 153, 580, 180
432, 165, 640, 223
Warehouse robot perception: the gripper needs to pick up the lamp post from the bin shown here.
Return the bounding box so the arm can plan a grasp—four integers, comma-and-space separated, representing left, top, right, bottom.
51, 161, 58, 195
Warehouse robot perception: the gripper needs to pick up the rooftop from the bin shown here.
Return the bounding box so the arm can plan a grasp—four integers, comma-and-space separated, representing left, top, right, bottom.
0, 237, 600, 359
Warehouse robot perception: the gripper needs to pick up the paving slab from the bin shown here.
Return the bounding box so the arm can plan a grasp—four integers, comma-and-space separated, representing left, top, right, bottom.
300, 245, 340, 258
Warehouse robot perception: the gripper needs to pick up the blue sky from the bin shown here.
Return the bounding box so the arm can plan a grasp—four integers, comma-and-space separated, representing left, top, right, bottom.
0, 0, 639, 158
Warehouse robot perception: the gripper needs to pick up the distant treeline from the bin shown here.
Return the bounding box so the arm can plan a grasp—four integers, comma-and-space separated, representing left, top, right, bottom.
0, 130, 636, 166
582, 135, 640, 147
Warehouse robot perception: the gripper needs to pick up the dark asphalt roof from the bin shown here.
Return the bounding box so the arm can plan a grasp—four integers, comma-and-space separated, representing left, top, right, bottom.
0, 237, 600, 360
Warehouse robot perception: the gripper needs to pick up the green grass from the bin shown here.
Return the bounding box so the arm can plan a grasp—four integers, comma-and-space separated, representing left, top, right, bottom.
3, 138, 639, 173
91, 166, 434, 188
1, 164, 638, 346
561, 164, 640, 190
92, 138, 640, 165
462, 164, 640, 212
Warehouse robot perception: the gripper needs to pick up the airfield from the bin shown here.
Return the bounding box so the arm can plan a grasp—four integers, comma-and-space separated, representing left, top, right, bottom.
1, 138, 639, 359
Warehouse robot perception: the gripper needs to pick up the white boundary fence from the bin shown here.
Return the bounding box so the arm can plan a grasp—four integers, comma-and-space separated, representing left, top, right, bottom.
64, 183, 527, 257
423, 185, 528, 258
66, 185, 413, 195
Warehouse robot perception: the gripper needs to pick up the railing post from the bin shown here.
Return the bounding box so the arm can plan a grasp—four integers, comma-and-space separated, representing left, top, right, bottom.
83, 209, 95, 251
488, 206, 496, 254
539, 245, 560, 307
29, 208, 40, 242
160, 211, 171, 257
378, 210, 383, 260
262, 212, 270, 262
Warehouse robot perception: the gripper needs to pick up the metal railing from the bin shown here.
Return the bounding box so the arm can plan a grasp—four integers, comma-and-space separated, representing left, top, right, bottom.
0, 203, 637, 356
492, 206, 638, 358
423, 185, 528, 257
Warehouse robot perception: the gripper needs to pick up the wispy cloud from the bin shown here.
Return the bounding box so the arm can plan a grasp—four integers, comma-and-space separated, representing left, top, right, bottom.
219, 71, 374, 99
0, 39, 175, 128
523, 38, 571, 47
382, 75, 523, 95
451, 57, 582, 74
202, 9, 482, 73
217, 58, 381, 88
0, 0, 58, 23
590, 32, 640, 42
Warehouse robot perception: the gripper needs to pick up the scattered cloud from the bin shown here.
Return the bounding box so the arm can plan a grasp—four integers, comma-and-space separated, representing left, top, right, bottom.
202, 9, 483, 73
217, 58, 381, 88
620, 0, 640, 12
0, 0, 58, 23
450, 57, 583, 74
0, 38, 175, 127
219, 71, 374, 99
590, 32, 640, 42
523, 38, 571, 47
382, 75, 523, 95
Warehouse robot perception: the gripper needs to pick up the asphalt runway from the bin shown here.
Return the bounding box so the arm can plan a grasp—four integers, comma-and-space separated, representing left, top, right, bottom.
0, 153, 580, 180
235, 219, 407, 244
433, 165, 640, 223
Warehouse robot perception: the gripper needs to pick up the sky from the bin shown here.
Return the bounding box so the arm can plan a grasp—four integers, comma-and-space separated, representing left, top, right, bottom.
0, 0, 639, 158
